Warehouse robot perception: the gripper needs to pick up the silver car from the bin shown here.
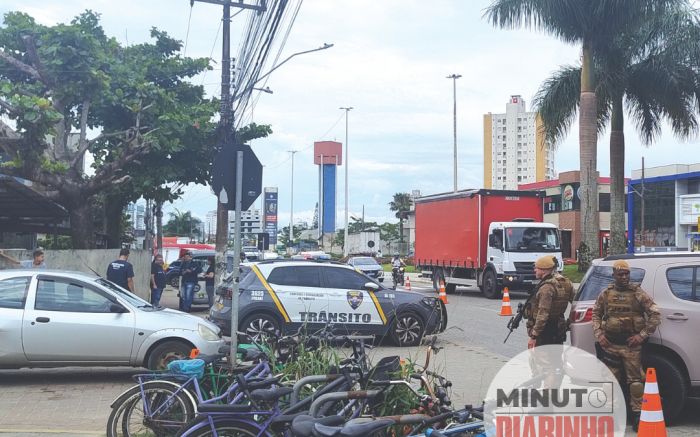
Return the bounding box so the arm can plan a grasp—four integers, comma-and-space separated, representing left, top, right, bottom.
0, 270, 225, 370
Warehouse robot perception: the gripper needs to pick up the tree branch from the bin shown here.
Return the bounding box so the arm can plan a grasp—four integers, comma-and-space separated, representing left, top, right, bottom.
70, 100, 91, 168
0, 49, 41, 80
21, 35, 52, 85
0, 97, 18, 115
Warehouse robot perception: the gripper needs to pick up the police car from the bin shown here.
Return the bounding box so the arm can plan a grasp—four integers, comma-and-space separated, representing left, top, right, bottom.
209, 260, 446, 346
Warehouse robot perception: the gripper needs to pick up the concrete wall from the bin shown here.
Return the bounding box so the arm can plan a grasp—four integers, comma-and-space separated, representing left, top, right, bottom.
0, 249, 152, 300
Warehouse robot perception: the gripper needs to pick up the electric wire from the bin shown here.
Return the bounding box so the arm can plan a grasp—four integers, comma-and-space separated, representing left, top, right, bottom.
183, 2, 194, 57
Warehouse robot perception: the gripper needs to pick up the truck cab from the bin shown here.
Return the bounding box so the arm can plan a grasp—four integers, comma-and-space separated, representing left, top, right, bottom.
484, 220, 563, 294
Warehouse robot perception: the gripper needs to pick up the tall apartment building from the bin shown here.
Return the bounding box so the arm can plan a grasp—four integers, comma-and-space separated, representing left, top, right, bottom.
483, 95, 555, 189
229, 208, 262, 240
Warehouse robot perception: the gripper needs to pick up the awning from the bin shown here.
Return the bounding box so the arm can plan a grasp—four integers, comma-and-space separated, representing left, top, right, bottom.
0, 175, 70, 233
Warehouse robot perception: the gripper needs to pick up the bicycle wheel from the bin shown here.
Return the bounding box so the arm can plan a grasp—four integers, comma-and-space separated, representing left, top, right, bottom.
181, 419, 264, 437
107, 381, 196, 437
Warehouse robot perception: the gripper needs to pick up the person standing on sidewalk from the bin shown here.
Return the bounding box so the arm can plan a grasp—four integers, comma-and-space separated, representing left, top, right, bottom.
150, 254, 166, 307
526, 256, 572, 349
21, 248, 47, 269
204, 257, 215, 308
107, 248, 135, 292
179, 251, 201, 312
592, 259, 661, 430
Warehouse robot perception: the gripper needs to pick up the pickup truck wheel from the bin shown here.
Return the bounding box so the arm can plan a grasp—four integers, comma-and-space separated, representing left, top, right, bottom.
643, 354, 688, 423
482, 269, 501, 299
146, 340, 192, 370
391, 312, 425, 347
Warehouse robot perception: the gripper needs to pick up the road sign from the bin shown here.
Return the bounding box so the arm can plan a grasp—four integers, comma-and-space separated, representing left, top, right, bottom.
211, 143, 262, 211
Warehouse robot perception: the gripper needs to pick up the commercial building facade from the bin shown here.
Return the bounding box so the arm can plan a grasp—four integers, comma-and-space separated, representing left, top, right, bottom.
627, 163, 700, 253
519, 171, 623, 259
484, 95, 555, 189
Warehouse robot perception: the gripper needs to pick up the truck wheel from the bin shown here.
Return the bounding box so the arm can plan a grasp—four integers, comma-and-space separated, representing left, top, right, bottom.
482, 269, 501, 299
643, 354, 688, 423
432, 268, 444, 292
445, 283, 457, 294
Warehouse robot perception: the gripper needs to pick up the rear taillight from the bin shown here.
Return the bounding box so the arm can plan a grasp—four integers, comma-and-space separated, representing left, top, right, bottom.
570, 307, 593, 323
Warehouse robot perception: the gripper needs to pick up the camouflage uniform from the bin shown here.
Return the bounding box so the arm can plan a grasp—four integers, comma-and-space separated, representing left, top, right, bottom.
592, 283, 661, 412
526, 272, 574, 346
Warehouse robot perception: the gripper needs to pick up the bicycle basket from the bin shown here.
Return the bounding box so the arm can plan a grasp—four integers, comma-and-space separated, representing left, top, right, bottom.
167, 358, 205, 379
368, 355, 401, 382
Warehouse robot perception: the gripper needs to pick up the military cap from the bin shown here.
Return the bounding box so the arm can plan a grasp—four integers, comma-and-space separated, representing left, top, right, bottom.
612, 260, 630, 271
535, 255, 556, 269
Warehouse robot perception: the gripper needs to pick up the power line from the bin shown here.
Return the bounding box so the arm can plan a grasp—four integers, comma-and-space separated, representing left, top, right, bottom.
183, 2, 194, 57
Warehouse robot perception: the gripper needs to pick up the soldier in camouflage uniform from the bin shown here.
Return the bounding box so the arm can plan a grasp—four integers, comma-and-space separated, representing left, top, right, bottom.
592, 259, 661, 429
526, 255, 575, 349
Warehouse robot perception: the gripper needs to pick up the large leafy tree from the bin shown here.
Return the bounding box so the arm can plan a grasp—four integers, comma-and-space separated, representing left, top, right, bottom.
534, 4, 700, 254
0, 11, 216, 248
389, 192, 412, 243
486, 0, 681, 267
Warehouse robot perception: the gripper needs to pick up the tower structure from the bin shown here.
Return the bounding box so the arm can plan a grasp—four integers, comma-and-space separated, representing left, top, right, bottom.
314, 141, 342, 237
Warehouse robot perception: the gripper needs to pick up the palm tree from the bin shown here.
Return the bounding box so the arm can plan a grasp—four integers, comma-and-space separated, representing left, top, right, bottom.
486, 0, 683, 267
164, 209, 202, 239
389, 193, 413, 243
534, 5, 700, 254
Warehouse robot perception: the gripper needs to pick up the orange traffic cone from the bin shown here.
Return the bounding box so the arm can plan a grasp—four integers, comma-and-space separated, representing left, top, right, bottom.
499, 287, 513, 316
438, 280, 448, 304
637, 367, 667, 437
405, 276, 411, 291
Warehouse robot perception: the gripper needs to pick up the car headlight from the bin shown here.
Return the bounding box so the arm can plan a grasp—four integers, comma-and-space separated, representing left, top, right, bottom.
198, 324, 219, 341
421, 297, 438, 307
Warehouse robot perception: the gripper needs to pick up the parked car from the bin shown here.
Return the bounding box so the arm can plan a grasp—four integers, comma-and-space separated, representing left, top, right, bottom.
209, 260, 446, 346
0, 270, 225, 370
570, 252, 700, 422
347, 256, 384, 282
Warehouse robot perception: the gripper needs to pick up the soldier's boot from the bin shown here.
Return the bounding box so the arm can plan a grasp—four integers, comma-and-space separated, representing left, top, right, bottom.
631, 411, 641, 432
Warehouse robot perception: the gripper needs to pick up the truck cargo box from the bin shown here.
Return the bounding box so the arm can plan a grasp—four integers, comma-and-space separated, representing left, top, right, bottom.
415, 189, 545, 269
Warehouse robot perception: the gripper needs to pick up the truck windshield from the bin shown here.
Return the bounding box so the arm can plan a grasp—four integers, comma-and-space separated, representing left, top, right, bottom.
505, 227, 560, 252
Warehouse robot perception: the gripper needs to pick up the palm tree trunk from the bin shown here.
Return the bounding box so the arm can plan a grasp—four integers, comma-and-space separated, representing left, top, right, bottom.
578, 42, 599, 269
609, 95, 626, 255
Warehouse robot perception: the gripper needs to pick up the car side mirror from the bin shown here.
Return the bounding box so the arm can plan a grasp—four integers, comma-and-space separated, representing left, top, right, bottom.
364, 282, 379, 291
110, 302, 128, 313
488, 235, 496, 247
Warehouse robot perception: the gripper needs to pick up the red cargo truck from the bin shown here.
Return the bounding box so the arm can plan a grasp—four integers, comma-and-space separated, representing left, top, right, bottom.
415, 189, 563, 299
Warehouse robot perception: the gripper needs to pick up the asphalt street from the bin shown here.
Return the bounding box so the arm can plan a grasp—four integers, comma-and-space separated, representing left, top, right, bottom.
0, 280, 698, 436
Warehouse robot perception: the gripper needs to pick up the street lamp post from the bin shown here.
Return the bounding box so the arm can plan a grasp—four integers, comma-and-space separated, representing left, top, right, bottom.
447, 74, 461, 192
288, 150, 298, 251
340, 107, 353, 256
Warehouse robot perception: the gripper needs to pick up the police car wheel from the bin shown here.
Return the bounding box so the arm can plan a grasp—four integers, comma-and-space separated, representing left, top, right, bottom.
241, 314, 279, 342
391, 312, 425, 347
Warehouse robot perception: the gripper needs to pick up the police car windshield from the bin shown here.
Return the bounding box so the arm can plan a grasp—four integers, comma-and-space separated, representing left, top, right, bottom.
575, 265, 646, 301
505, 227, 560, 252
353, 258, 378, 266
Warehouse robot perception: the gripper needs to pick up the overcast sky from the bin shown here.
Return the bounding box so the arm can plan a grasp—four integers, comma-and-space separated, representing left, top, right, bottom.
3, 1, 698, 227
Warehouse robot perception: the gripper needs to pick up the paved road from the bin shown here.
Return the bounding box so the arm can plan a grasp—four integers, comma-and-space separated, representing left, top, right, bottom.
1, 281, 698, 436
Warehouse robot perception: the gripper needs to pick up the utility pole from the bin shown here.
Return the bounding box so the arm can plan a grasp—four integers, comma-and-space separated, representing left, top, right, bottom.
288, 150, 298, 250
447, 74, 461, 192
193, 0, 266, 367
641, 156, 646, 251
340, 107, 353, 256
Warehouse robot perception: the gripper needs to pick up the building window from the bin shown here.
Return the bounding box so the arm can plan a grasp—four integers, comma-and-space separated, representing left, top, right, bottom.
632, 180, 675, 248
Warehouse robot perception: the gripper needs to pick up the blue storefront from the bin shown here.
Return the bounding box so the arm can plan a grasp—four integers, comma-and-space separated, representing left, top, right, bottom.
627, 165, 700, 253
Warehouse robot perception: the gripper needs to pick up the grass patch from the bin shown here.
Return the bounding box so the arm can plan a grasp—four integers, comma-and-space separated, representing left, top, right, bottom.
382, 264, 416, 273
562, 264, 585, 283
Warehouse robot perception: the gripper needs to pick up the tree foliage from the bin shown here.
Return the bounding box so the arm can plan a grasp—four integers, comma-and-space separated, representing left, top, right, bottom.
389, 192, 412, 243
163, 209, 202, 239
0, 10, 217, 247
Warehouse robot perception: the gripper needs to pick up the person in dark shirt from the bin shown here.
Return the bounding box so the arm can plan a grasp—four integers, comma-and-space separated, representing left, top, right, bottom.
179, 251, 202, 312
107, 248, 135, 292
150, 254, 166, 307
204, 257, 215, 308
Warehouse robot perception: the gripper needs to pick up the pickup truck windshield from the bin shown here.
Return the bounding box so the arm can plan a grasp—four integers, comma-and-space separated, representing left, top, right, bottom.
505, 227, 560, 252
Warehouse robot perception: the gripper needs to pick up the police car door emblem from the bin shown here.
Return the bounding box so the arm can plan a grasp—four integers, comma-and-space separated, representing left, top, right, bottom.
347, 291, 363, 309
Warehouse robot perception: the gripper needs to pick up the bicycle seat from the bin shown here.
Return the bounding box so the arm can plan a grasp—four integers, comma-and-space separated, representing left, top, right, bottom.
196, 403, 252, 414
291, 414, 345, 436
250, 386, 293, 403
246, 376, 281, 390
314, 418, 395, 437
